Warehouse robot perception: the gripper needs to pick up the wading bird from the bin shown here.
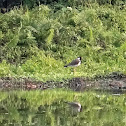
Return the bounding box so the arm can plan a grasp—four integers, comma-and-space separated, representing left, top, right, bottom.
64, 57, 81, 74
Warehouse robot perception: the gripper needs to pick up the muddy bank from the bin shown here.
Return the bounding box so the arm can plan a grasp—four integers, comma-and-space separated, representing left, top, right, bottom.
0, 72, 126, 93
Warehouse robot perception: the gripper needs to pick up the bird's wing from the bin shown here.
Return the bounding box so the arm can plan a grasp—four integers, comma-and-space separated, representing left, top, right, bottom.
67, 59, 80, 66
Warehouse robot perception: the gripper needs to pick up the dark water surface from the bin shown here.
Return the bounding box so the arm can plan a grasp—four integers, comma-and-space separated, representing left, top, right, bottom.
0, 89, 126, 126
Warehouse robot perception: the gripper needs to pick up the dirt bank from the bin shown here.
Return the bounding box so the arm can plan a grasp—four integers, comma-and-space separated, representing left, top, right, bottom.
0, 72, 126, 93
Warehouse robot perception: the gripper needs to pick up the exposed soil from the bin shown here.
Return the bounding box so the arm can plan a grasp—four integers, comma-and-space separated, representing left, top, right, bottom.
1, 72, 126, 94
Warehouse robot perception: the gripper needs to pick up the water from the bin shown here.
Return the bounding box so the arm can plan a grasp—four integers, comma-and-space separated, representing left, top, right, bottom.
0, 89, 126, 126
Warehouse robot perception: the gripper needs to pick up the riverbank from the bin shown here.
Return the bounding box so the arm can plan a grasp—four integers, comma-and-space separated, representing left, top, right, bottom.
0, 72, 126, 95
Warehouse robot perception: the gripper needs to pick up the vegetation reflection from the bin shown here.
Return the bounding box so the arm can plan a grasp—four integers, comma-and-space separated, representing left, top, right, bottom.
0, 89, 126, 126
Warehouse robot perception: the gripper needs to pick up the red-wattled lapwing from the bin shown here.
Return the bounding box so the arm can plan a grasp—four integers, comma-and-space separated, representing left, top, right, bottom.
65, 102, 82, 114
64, 57, 81, 74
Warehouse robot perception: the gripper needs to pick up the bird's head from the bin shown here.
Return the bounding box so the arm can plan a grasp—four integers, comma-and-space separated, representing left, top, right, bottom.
77, 57, 81, 61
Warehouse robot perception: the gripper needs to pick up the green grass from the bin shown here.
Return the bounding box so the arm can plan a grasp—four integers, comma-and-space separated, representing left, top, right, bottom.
1, 49, 126, 81
0, 3, 126, 81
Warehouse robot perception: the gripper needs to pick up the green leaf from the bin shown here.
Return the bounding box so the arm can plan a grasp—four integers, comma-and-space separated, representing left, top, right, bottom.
45, 28, 54, 45
5, 35, 19, 48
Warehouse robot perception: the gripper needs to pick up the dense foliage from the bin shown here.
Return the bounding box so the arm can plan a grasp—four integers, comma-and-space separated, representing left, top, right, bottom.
0, 1, 126, 81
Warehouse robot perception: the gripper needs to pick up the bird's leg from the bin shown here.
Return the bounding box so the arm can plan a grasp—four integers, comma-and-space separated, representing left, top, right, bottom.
74, 67, 76, 75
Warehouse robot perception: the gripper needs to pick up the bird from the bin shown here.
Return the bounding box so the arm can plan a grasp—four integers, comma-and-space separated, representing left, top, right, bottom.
65, 101, 82, 114
64, 57, 81, 74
